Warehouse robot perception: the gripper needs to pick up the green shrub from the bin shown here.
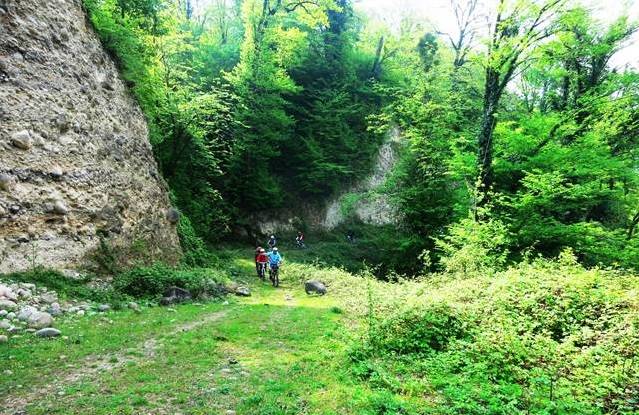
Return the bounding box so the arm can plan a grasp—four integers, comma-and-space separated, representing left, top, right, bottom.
344, 257, 639, 414
113, 263, 227, 299
373, 303, 466, 355
436, 216, 510, 274
2, 267, 129, 307
176, 214, 219, 268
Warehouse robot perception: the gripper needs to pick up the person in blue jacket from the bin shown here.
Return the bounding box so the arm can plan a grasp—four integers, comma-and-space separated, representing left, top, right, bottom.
268, 247, 282, 268
267, 247, 283, 283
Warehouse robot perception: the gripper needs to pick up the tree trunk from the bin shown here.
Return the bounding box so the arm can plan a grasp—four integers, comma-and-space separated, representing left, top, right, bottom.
476, 69, 501, 212
628, 211, 639, 240
371, 36, 384, 80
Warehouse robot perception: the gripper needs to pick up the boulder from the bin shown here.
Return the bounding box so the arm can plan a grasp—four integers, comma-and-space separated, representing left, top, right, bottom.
40, 291, 58, 304
160, 286, 192, 306
235, 286, 251, 297
10, 130, 32, 150
48, 303, 62, 317
0, 284, 13, 298
35, 328, 61, 338
0, 320, 11, 330
27, 311, 54, 329
16, 288, 32, 299
97, 304, 111, 312
0, 335, 7, 344
0, 299, 17, 311
304, 280, 327, 296
17, 305, 38, 321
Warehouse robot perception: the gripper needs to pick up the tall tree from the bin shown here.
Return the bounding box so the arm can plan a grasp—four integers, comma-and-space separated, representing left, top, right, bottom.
475, 0, 567, 212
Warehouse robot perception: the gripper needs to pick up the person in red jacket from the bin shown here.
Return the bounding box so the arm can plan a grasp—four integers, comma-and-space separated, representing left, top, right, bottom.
255, 248, 268, 280
255, 246, 263, 277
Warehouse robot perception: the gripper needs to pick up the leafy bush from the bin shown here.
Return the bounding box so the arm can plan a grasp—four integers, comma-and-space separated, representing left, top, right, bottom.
338, 256, 639, 414
2, 267, 130, 307
436, 216, 510, 274
176, 214, 219, 268
373, 303, 466, 355
112, 263, 227, 299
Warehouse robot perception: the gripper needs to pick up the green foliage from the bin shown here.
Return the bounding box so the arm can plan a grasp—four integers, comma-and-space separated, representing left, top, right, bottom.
3, 268, 130, 307
84, 0, 639, 275
436, 216, 511, 274
113, 263, 227, 299
278, 222, 426, 276
373, 303, 466, 355
345, 256, 639, 414
176, 214, 219, 268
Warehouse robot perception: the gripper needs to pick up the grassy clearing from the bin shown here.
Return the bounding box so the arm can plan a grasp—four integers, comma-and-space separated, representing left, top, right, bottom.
3, 249, 638, 414
0, 253, 420, 414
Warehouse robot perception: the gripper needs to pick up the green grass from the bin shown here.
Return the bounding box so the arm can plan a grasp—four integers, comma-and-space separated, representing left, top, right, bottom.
3, 249, 637, 414
0, 253, 422, 415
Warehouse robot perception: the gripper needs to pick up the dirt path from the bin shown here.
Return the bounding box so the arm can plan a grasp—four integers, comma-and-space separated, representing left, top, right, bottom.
2, 310, 228, 414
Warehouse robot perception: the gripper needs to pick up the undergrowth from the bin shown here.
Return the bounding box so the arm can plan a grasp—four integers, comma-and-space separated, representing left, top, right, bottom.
272, 252, 639, 414
1, 267, 130, 308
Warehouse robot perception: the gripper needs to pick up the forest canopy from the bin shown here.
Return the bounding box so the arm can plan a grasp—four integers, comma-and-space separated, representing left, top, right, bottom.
83, 0, 639, 272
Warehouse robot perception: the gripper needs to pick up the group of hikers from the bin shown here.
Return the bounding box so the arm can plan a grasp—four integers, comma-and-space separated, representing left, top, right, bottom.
253, 232, 305, 287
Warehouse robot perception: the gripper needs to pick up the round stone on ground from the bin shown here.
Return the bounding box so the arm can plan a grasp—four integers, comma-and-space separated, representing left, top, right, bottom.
0, 299, 17, 311
35, 328, 61, 338
18, 305, 38, 321
304, 280, 327, 296
27, 311, 54, 329
10, 130, 32, 150
40, 291, 58, 304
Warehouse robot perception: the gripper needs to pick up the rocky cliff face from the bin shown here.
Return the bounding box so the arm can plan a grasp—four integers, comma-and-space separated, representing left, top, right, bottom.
0, 0, 181, 273
253, 127, 402, 235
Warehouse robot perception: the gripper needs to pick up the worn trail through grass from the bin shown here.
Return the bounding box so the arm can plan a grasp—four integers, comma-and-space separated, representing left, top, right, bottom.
0, 257, 377, 415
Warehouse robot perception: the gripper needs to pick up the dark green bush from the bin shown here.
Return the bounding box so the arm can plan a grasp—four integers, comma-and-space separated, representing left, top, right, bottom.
176, 214, 219, 268
374, 303, 466, 355
2, 267, 129, 307
112, 263, 226, 299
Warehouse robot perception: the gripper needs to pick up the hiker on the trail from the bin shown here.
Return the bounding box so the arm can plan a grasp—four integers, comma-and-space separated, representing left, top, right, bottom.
267, 247, 283, 287
268, 247, 283, 270
295, 231, 305, 248
254, 246, 264, 276
267, 234, 277, 249
346, 230, 355, 243
255, 248, 268, 280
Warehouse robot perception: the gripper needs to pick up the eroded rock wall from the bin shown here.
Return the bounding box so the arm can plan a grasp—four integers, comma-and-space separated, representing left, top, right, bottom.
0, 0, 181, 273
253, 127, 402, 235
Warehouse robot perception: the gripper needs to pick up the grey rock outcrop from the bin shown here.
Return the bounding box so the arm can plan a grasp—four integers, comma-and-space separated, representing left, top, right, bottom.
0, 0, 181, 272
27, 311, 53, 329
304, 280, 327, 296
160, 286, 192, 306
35, 328, 61, 338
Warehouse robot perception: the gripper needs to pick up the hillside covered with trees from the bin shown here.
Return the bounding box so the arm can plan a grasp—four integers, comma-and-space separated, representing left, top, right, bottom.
83, 0, 639, 273
2, 0, 639, 413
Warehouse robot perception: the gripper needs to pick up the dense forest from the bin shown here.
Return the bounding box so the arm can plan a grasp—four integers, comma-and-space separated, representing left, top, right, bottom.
3, 0, 639, 413
82, 0, 639, 274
